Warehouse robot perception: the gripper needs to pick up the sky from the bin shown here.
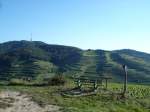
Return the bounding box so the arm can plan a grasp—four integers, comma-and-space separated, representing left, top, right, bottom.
0, 0, 150, 53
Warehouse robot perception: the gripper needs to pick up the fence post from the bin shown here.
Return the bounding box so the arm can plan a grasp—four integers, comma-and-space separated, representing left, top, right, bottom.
105, 79, 108, 89
122, 65, 128, 97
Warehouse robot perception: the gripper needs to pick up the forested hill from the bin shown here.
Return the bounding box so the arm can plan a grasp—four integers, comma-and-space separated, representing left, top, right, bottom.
0, 40, 150, 83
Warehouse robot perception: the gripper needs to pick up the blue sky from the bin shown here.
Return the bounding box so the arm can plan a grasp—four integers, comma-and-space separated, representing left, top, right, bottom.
0, 0, 150, 53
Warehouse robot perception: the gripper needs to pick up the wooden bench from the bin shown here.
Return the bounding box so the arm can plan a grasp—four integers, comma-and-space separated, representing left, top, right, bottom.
74, 76, 112, 91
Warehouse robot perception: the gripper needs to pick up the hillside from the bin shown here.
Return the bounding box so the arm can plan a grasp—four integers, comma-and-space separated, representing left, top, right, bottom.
0, 41, 150, 84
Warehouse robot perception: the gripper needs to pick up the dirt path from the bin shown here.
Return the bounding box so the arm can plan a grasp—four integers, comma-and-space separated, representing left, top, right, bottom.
0, 91, 61, 112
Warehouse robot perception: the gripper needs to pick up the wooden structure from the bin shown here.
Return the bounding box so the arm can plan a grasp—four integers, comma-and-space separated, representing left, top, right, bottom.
74, 76, 112, 91
122, 65, 128, 97
61, 75, 112, 97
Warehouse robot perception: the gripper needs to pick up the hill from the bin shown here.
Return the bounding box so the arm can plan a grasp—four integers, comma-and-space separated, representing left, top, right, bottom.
0, 40, 150, 84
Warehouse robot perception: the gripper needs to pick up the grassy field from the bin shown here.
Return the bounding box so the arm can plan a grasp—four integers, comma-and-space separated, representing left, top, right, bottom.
0, 81, 149, 112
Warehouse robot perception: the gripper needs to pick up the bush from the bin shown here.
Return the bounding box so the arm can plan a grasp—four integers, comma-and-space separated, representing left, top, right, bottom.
48, 75, 66, 86
8, 79, 25, 86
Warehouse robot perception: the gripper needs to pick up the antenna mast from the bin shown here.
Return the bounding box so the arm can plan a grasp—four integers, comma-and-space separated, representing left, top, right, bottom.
30, 33, 32, 42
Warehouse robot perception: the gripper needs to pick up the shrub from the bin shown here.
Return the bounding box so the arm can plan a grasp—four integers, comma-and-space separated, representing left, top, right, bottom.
8, 79, 25, 86
48, 75, 66, 86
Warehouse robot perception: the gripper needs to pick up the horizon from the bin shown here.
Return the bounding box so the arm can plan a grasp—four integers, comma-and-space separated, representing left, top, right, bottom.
1, 40, 150, 54
0, 0, 150, 53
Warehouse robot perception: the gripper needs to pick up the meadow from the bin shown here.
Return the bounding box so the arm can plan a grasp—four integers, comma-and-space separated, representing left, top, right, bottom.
0, 81, 149, 112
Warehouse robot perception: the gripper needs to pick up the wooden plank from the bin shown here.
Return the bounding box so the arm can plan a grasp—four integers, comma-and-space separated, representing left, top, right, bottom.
76, 75, 112, 79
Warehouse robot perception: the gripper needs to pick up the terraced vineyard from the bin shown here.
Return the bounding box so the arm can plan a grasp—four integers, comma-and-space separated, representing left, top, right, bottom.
0, 41, 150, 84
110, 84, 150, 98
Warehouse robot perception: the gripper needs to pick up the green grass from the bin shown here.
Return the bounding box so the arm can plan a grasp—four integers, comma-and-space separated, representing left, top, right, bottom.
0, 81, 149, 112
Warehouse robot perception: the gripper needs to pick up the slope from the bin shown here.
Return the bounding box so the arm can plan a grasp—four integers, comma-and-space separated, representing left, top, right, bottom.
0, 41, 150, 84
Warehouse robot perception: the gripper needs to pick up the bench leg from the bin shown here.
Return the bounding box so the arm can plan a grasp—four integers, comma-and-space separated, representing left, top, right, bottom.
77, 80, 82, 90
93, 81, 98, 92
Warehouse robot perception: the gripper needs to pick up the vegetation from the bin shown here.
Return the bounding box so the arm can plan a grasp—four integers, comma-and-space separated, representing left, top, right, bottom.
0, 82, 149, 112
48, 74, 66, 86
0, 41, 150, 111
0, 41, 150, 84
